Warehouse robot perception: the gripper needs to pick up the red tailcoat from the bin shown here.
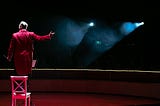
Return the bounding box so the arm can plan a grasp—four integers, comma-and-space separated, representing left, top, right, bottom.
7, 29, 51, 75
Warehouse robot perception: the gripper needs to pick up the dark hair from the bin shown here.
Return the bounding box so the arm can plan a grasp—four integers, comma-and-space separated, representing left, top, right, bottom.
21, 24, 27, 29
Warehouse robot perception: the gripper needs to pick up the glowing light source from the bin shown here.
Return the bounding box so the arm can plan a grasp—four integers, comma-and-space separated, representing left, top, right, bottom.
120, 21, 144, 35
134, 22, 144, 27
88, 22, 94, 27
96, 40, 101, 45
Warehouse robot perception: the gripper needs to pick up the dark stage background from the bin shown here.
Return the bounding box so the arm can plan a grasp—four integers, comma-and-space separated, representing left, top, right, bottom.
0, 1, 148, 70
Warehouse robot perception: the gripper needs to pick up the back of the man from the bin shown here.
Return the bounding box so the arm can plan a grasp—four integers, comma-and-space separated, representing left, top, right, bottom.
7, 21, 55, 76
12, 29, 34, 75
13, 30, 34, 52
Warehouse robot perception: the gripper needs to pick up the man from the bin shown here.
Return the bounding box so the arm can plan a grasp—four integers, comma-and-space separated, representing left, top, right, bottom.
7, 20, 55, 83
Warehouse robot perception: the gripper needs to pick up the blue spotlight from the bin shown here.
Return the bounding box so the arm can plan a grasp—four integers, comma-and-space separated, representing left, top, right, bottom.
134, 22, 144, 27
96, 40, 101, 45
88, 22, 94, 27
120, 21, 144, 35
120, 22, 136, 35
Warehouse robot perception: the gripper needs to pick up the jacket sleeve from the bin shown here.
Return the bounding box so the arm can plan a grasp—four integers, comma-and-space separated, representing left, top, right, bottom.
7, 34, 15, 61
30, 32, 51, 41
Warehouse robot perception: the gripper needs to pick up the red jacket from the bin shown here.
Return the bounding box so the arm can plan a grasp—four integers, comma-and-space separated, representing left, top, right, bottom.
7, 29, 51, 75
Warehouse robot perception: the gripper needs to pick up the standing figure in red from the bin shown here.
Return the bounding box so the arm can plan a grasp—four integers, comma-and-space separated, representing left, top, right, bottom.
7, 20, 55, 76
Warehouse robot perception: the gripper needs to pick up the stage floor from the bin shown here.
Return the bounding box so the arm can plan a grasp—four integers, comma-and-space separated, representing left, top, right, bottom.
1, 92, 160, 106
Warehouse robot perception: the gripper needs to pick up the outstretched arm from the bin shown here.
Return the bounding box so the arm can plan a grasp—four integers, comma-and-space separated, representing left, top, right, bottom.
31, 31, 55, 41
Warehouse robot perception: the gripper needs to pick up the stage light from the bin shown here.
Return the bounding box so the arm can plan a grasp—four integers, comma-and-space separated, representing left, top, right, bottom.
120, 21, 144, 35
96, 40, 101, 45
120, 22, 136, 35
88, 22, 94, 27
134, 22, 144, 27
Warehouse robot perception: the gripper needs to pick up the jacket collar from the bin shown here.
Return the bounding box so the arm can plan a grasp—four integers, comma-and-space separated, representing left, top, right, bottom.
19, 29, 27, 32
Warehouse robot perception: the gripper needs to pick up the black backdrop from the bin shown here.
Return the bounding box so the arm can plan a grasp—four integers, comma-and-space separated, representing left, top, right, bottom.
0, 0, 148, 70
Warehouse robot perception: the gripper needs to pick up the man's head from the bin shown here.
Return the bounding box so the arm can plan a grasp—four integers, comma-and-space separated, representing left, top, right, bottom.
19, 21, 28, 29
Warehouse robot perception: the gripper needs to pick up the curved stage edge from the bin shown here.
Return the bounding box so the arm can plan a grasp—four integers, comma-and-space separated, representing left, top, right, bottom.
1, 69, 160, 99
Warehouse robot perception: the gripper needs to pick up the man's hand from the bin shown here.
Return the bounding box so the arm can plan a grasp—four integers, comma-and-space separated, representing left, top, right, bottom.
49, 31, 55, 38
7, 57, 11, 62
4, 55, 11, 62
